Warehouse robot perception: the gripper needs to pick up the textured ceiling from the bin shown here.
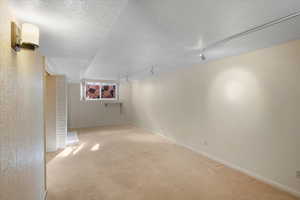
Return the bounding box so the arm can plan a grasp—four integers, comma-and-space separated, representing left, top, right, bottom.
9, 0, 128, 80
9, 0, 300, 81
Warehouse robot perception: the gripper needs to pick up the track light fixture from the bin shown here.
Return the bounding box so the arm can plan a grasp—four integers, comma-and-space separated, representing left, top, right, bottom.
150, 66, 154, 75
200, 53, 206, 61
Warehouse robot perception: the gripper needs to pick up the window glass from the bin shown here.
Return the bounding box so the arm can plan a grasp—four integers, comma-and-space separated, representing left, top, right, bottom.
83, 81, 118, 101
101, 84, 116, 99
86, 82, 100, 100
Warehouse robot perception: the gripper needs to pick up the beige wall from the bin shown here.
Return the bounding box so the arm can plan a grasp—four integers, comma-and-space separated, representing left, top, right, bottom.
0, 0, 46, 199
45, 75, 57, 152
68, 82, 131, 128
130, 40, 300, 196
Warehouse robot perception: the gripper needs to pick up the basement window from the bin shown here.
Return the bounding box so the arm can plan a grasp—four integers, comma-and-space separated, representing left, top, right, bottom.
81, 80, 118, 101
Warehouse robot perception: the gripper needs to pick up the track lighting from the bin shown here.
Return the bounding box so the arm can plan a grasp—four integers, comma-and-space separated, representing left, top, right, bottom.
150, 66, 154, 75
200, 53, 206, 61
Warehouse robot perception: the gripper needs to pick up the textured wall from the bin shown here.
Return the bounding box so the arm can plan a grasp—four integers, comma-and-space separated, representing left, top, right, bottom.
130, 40, 300, 196
68, 82, 131, 128
0, 0, 46, 199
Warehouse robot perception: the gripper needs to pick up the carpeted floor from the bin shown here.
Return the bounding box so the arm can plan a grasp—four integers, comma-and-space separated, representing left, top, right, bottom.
47, 125, 299, 200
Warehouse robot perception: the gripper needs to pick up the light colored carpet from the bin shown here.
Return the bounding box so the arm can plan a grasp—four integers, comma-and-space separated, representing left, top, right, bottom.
47, 125, 299, 200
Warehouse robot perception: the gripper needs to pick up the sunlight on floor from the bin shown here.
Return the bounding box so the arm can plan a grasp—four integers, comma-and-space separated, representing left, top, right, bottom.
47, 126, 299, 200
91, 144, 100, 151
54, 143, 86, 159
57, 147, 74, 158
73, 143, 85, 155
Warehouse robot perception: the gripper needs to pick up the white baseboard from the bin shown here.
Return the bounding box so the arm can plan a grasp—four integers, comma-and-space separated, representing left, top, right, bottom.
69, 121, 130, 129
46, 147, 57, 153
176, 140, 300, 198
135, 125, 300, 198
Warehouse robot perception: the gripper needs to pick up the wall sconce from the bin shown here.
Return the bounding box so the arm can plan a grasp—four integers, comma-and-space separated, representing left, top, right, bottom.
21, 23, 39, 49
11, 22, 39, 51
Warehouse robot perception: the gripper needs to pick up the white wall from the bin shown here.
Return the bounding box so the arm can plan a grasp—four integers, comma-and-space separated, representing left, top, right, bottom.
45, 75, 68, 151
0, 0, 46, 199
130, 40, 300, 196
68, 82, 131, 128
55, 75, 67, 148
45, 75, 57, 152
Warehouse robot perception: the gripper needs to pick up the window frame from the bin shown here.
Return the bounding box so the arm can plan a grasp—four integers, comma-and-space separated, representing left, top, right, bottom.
81, 79, 119, 101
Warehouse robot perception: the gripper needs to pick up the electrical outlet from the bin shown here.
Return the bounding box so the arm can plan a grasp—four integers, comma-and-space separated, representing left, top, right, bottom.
296, 171, 300, 179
